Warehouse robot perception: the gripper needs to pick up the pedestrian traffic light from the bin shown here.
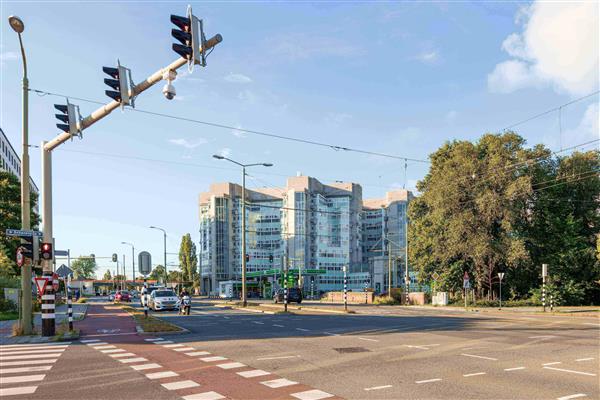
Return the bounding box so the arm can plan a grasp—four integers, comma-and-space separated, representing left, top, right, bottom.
102, 61, 133, 108
40, 242, 53, 261
54, 99, 81, 137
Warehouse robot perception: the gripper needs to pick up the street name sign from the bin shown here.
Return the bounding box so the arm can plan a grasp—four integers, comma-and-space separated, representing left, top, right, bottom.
6, 229, 43, 237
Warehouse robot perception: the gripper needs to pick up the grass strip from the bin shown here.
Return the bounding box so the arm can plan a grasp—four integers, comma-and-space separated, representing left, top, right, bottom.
120, 306, 183, 332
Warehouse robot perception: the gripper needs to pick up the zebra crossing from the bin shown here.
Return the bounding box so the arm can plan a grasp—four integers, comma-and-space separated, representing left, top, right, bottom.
0, 341, 71, 397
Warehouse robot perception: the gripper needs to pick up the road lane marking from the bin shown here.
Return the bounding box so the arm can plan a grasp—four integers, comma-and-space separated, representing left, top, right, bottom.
85, 342, 108, 346
273, 324, 285, 328
358, 337, 379, 342
1, 342, 70, 348
0, 348, 66, 355
110, 353, 136, 358
463, 372, 486, 377
161, 380, 200, 390
119, 357, 148, 363
296, 328, 310, 332
529, 335, 556, 339
93, 345, 116, 350
0, 374, 45, 383
257, 355, 300, 360
144, 338, 164, 342
252, 321, 265, 325
145, 371, 179, 379
291, 389, 334, 400
173, 347, 196, 352
216, 362, 245, 369
504, 367, 526, 371
575, 358, 594, 362
415, 378, 442, 384
323, 332, 340, 336
404, 345, 430, 350
200, 356, 228, 362
0, 386, 38, 396
0, 345, 69, 352
364, 385, 393, 391
184, 352, 210, 356
155, 340, 174, 344
582, 323, 600, 327
237, 369, 270, 378
461, 353, 498, 361
543, 362, 562, 366
130, 363, 162, 370
163, 344, 185, 348
557, 394, 587, 400
0, 359, 57, 367
543, 367, 597, 376
80, 339, 101, 343
182, 391, 225, 400
101, 349, 125, 354
0, 366, 52, 374
261, 378, 298, 388
0, 353, 62, 360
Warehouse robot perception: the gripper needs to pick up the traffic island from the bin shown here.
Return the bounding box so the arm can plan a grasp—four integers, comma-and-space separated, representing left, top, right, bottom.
120, 306, 188, 334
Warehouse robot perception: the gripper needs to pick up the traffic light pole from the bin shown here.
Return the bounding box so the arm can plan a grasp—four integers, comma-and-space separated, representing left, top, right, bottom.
38, 37, 221, 337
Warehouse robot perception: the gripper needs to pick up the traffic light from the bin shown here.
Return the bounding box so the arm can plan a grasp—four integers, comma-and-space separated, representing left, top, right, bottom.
269, 254, 274, 263
40, 242, 53, 261
21, 237, 40, 263
102, 61, 133, 108
245, 254, 250, 262
170, 6, 206, 68
112, 253, 118, 262
54, 99, 81, 137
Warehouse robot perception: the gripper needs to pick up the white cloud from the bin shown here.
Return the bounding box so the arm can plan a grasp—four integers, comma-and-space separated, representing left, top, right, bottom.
265, 33, 361, 61
219, 147, 231, 158
488, 1, 599, 96
232, 124, 246, 138
563, 103, 599, 145
414, 50, 440, 65
224, 73, 252, 83
168, 138, 207, 149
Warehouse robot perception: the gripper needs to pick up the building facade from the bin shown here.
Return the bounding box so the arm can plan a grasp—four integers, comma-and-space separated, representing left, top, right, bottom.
1, 128, 39, 206
199, 176, 412, 295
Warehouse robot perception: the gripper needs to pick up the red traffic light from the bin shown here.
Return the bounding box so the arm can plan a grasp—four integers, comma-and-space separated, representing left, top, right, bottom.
41, 243, 53, 260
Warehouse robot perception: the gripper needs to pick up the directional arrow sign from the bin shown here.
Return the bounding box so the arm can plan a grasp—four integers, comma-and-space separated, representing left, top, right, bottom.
5, 229, 43, 237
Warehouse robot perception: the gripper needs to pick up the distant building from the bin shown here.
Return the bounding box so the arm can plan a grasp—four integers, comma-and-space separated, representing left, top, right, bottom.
1, 128, 39, 209
198, 176, 412, 295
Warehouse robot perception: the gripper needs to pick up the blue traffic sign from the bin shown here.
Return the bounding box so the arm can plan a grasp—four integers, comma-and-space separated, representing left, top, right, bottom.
5, 229, 43, 237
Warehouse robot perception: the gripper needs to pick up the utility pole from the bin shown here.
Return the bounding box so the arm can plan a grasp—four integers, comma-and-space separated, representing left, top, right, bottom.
284, 254, 288, 313
9, 15, 32, 335
404, 211, 409, 306
343, 266, 348, 312
542, 264, 548, 312
387, 240, 392, 299
38, 7, 222, 337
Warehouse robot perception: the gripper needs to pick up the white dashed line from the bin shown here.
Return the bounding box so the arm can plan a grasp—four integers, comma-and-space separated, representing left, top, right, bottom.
0, 345, 68, 352
101, 349, 125, 354
85, 342, 108, 346
291, 389, 334, 400
273, 324, 285, 328
543, 367, 596, 376
256, 355, 300, 360
463, 372, 486, 377
296, 328, 310, 332
161, 380, 200, 390
0, 359, 58, 367
504, 367, 526, 371
110, 353, 136, 358
415, 378, 442, 384
0, 366, 52, 374
0, 374, 46, 383
163, 344, 185, 348
118, 357, 148, 363
252, 321, 265, 325
461, 353, 498, 361
80, 339, 101, 343
93, 345, 116, 350
543, 362, 562, 366
145, 371, 179, 379
130, 363, 162, 371
358, 337, 379, 342
173, 347, 196, 352
182, 391, 225, 400
216, 362, 245, 370
237, 369, 271, 378
575, 358, 594, 362
261, 378, 298, 388
0, 348, 66, 355
582, 323, 600, 327
364, 385, 393, 391
0, 386, 38, 396
184, 352, 211, 357
144, 338, 164, 342
155, 340, 174, 344
557, 394, 587, 400
529, 335, 555, 339
200, 356, 228, 362
0, 353, 62, 360
323, 332, 340, 336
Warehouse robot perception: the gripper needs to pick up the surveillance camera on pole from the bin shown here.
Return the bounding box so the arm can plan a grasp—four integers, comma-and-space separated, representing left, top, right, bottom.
102, 60, 135, 109
54, 99, 81, 139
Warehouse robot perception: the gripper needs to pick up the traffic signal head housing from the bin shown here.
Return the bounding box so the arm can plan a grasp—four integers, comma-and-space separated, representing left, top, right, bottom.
102, 61, 133, 108
40, 242, 53, 261
53, 99, 81, 138
170, 6, 221, 71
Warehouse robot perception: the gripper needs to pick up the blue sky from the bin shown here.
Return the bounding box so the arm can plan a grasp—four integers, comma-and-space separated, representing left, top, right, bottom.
1, 1, 598, 278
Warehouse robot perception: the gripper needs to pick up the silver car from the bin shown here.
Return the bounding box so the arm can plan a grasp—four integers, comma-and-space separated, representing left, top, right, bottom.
148, 289, 178, 311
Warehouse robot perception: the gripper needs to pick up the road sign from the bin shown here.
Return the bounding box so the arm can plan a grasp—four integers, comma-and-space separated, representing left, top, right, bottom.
5, 228, 43, 237
52, 272, 59, 292
498, 272, 505, 281
138, 251, 151, 276
56, 264, 73, 278
54, 250, 69, 257
16, 247, 25, 267
35, 277, 49, 295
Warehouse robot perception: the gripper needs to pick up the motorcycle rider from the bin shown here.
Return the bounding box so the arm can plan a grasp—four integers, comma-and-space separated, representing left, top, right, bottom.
179, 287, 191, 315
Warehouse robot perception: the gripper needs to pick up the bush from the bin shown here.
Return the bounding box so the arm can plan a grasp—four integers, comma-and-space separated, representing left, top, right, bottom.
374, 296, 400, 305
0, 297, 17, 312
76, 298, 87, 303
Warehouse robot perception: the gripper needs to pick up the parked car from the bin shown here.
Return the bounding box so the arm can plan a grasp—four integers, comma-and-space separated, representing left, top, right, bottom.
108, 291, 116, 301
130, 290, 139, 299
148, 289, 178, 311
273, 288, 302, 304
114, 290, 131, 302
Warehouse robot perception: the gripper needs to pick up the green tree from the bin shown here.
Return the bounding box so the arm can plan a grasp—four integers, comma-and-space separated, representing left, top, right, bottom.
71, 256, 97, 279
102, 270, 112, 280
179, 234, 198, 286
149, 265, 166, 282
0, 171, 39, 275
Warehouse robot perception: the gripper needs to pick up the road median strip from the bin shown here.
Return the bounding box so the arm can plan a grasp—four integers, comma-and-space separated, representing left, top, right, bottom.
119, 306, 187, 334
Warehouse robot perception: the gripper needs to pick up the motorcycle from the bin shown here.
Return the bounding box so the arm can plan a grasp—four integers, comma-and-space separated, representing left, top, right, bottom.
179, 295, 191, 315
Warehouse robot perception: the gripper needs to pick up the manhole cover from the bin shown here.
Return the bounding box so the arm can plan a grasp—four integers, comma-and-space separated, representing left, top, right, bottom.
334, 347, 370, 354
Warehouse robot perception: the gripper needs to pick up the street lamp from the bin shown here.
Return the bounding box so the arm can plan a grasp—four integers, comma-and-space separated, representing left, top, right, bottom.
212, 155, 273, 307
9, 15, 33, 335
121, 242, 135, 286
149, 226, 167, 285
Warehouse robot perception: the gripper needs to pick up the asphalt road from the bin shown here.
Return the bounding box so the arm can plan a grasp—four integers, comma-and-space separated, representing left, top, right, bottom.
148, 300, 599, 400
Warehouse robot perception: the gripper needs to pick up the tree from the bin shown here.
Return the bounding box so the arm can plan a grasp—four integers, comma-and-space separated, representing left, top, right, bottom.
0, 244, 16, 277
149, 265, 166, 281
102, 270, 112, 281
71, 256, 97, 279
0, 171, 39, 276
179, 233, 198, 287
